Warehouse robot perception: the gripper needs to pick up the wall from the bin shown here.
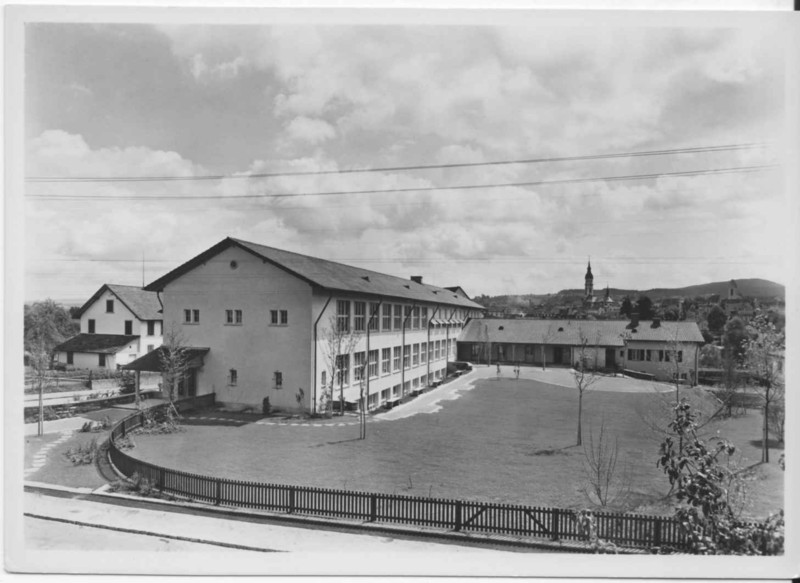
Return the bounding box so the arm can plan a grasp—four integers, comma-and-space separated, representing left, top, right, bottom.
312, 295, 463, 412
161, 245, 314, 411
79, 289, 162, 357
623, 340, 700, 382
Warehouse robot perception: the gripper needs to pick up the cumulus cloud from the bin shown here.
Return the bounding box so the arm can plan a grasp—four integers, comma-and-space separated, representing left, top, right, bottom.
284, 116, 337, 145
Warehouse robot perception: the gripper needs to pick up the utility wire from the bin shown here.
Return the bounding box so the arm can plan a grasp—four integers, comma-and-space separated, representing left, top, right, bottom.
25, 142, 767, 183
27, 164, 776, 201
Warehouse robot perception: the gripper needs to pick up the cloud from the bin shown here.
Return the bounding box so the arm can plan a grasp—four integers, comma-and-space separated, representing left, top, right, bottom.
284, 116, 336, 145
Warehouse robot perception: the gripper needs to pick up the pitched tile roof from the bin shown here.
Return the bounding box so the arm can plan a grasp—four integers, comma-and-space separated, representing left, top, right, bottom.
459, 319, 704, 346
55, 333, 139, 354
122, 346, 210, 372
77, 284, 162, 320
145, 237, 485, 310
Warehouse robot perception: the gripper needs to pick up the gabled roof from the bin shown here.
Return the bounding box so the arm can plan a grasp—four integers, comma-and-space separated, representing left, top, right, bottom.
55, 333, 139, 354
459, 319, 704, 346
77, 284, 162, 320
145, 237, 485, 310
122, 346, 210, 372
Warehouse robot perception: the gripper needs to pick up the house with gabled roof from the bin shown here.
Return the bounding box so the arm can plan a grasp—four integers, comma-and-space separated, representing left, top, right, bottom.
457, 315, 704, 383
54, 284, 163, 369
124, 237, 484, 413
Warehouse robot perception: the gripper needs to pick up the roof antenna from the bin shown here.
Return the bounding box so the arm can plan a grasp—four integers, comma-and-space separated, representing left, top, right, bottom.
142, 251, 145, 287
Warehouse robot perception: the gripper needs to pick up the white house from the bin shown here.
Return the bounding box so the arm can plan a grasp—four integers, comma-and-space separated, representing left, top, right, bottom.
54, 284, 163, 370
125, 237, 484, 412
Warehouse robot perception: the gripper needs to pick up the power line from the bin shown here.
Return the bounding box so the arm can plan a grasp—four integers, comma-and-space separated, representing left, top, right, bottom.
26, 164, 776, 201
24, 142, 767, 183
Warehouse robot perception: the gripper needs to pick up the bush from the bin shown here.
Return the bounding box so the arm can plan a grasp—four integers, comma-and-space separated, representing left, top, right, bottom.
117, 371, 136, 395
64, 437, 102, 465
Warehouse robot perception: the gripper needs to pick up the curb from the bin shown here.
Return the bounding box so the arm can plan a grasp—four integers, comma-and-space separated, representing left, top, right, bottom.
24, 482, 645, 554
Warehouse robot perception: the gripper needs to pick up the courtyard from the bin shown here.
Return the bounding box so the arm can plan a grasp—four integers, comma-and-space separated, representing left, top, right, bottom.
124, 368, 782, 518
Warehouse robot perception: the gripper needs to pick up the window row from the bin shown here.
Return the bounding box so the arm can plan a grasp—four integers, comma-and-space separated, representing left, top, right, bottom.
181, 309, 289, 326
336, 300, 468, 334
86, 319, 161, 336
627, 348, 683, 362
333, 341, 454, 386
226, 369, 284, 389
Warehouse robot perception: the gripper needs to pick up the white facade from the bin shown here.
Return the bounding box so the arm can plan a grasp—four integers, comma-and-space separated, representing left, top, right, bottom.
156, 244, 482, 413
55, 338, 140, 370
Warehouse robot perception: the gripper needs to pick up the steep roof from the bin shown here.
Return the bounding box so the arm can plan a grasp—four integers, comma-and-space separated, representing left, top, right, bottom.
122, 346, 210, 372
55, 333, 139, 354
459, 319, 704, 346
77, 284, 162, 320
145, 237, 485, 310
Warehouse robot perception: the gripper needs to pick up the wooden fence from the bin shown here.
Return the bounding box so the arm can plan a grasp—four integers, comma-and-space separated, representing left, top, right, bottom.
107, 395, 689, 551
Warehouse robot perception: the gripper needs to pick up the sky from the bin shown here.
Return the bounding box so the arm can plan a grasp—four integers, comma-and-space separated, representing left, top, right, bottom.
22, 16, 790, 303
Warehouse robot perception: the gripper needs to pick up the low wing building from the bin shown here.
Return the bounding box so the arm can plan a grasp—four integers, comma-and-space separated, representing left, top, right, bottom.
457, 317, 704, 384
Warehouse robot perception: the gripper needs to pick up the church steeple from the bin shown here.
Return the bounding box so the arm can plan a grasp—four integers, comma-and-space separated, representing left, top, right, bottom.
584, 259, 594, 297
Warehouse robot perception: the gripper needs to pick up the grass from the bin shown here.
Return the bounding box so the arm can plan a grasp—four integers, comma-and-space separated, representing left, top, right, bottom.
116, 379, 785, 518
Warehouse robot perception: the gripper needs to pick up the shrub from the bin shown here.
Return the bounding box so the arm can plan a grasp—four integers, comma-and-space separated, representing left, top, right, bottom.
64, 437, 101, 465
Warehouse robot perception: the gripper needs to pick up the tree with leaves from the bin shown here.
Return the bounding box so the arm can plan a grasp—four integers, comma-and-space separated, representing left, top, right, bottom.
744, 313, 785, 463
706, 304, 727, 335
619, 297, 633, 318
573, 329, 601, 446
24, 299, 79, 364
723, 316, 750, 362
657, 399, 784, 555
635, 296, 654, 320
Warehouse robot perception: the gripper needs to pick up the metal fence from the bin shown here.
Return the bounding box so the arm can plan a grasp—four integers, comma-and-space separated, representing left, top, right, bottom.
107, 395, 690, 551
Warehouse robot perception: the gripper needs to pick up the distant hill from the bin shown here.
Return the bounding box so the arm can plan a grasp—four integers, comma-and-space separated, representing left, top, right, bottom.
556, 279, 784, 301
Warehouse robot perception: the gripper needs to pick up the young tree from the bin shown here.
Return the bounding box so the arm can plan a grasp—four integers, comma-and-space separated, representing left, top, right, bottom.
744, 314, 785, 463
581, 418, 630, 508
619, 297, 633, 318
159, 324, 190, 408
723, 316, 749, 362
573, 330, 601, 446
320, 314, 361, 416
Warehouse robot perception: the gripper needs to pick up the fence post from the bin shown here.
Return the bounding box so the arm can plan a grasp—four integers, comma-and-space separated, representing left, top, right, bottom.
654, 517, 662, 548
288, 486, 295, 514
454, 500, 463, 532
370, 494, 377, 522
215, 479, 222, 506
158, 467, 165, 492
551, 509, 560, 541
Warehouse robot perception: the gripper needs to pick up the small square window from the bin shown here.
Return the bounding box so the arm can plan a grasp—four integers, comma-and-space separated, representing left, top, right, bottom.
184, 309, 192, 323
193, 309, 200, 323
236, 309, 243, 324
275, 371, 283, 388
280, 310, 288, 325
229, 369, 238, 386
271, 310, 279, 325
226, 309, 234, 324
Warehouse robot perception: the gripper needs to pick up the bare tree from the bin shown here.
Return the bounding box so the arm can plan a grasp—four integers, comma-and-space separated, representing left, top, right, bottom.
320, 314, 361, 416
159, 324, 190, 410
541, 323, 555, 371
573, 329, 601, 446
744, 314, 785, 463
29, 340, 50, 436
581, 418, 630, 508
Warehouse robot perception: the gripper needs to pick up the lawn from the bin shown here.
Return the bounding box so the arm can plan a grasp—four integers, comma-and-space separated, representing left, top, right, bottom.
129, 377, 783, 518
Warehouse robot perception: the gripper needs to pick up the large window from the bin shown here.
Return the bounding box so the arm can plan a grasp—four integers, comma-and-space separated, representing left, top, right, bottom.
412, 307, 420, 329
184, 309, 200, 324
382, 304, 392, 331
368, 350, 379, 378
368, 303, 380, 331
403, 344, 410, 369
354, 301, 366, 332
393, 304, 402, 330
124, 320, 133, 335
335, 354, 350, 386
421, 307, 428, 328
98, 354, 106, 367
381, 348, 391, 374
271, 309, 289, 326
412, 343, 420, 366
404, 306, 412, 328
337, 300, 350, 332
393, 346, 401, 372
226, 309, 243, 325
421, 342, 427, 364
354, 351, 366, 381
147, 321, 156, 336
88, 319, 95, 334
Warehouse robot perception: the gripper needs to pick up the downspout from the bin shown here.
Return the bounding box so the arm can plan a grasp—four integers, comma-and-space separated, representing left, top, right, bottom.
313, 294, 334, 414
400, 302, 416, 397
427, 305, 441, 385
365, 300, 382, 411
445, 307, 456, 372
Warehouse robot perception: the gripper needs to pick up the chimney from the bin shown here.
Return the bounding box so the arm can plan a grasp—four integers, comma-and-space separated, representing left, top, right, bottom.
410, 276, 423, 284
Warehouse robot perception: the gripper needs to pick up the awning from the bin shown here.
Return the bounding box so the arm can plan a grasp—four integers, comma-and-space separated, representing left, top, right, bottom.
122, 346, 210, 372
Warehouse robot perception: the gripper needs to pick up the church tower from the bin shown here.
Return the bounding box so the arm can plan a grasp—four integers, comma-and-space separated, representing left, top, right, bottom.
584, 260, 594, 297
